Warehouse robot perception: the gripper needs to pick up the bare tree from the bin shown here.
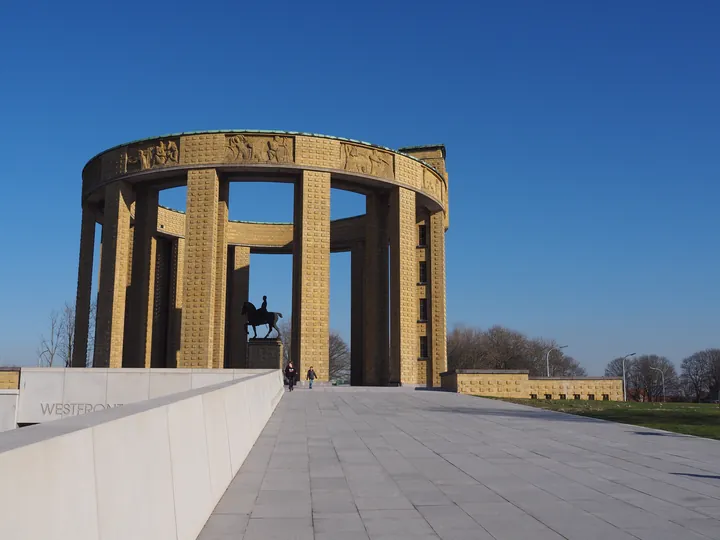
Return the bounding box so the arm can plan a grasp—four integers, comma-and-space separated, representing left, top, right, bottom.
483, 325, 531, 370
447, 326, 486, 370
703, 348, 720, 401
278, 320, 291, 366
37, 310, 64, 367
634, 355, 678, 402
604, 357, 630, 378
59, 302, 75, 367
447, 324, 589, 377
681, 351, 711, 402
329, 331, 350, 381
552, 355, 588, 377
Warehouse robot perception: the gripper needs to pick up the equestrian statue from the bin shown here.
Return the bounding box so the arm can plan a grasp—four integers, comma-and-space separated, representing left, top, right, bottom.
242, 295, 283, 338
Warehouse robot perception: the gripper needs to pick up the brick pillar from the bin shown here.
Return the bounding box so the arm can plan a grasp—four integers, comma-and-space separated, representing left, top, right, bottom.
71, 204, 96, 367
212, 181, 229, 368
71, 204, 95, 367
124, 187, 158, 368
180, 169, 222, 368
291, 171, 330, 380
94, 182, 132, 368
150, 238, 172, 368
227, 245, 250, 368
363, 191, 390, 385
166, 238, 184, 368
390, 187, 417, 385
428, 211, 448, 386
350, 242, 364, 386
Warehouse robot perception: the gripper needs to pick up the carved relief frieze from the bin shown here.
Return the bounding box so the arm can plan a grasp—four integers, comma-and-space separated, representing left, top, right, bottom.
101, 148, 129, 181
423, 169, 442, 202
126, 139, 180, 172
342, 144, 394, 179
224, 134, 294, 164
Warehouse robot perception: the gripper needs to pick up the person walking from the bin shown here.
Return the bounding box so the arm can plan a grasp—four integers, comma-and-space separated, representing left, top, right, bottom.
306, 366, 317, 389
284, 362, 297, 392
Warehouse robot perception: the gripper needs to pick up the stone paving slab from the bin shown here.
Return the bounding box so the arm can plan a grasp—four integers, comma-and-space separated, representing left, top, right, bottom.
198, 387, 720, 539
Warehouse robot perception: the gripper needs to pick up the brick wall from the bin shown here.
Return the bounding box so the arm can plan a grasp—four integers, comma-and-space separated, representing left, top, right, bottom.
0, 370, 20, 390
442, 370, 624, 401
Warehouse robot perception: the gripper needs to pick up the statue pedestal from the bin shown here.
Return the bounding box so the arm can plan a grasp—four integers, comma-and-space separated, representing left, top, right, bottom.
248, 339, 284, 370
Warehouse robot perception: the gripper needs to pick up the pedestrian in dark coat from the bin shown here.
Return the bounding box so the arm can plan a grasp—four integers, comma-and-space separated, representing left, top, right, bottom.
284, 362, 297, 391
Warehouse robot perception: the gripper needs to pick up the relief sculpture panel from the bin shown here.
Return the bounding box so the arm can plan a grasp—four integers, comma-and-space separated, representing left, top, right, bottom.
127, 139, 180, 172
342, 144, 394, 179
224, 134, 294, 164
423, 169, 442, 202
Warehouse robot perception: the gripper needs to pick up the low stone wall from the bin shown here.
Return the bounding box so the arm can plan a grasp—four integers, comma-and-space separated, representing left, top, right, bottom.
440, 369, 623, 401
0, 369, 283, 540
0, 390, 18, 432
16, 367, 268, 425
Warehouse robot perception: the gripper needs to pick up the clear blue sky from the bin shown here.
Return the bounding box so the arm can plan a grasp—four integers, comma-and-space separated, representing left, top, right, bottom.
0, 1, 718, 375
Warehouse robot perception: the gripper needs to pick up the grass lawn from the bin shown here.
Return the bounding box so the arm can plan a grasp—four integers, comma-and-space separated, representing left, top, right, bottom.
483, 397, 720, 440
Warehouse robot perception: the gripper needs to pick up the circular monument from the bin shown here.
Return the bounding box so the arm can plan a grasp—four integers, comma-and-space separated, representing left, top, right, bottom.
71, 131, 449, 386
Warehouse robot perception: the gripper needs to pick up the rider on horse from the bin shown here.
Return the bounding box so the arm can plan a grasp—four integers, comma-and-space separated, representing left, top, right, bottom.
242, 296, 283, 339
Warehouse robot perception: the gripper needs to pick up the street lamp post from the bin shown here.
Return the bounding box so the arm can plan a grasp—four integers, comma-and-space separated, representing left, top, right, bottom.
649, 366, 665, 403
622, 353, 636, 402
545, 345, 568, 377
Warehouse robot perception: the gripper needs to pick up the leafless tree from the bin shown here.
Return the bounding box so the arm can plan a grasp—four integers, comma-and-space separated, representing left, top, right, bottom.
633, 355, 678, 402
551, 355, 588, 377
278, 320, 292, 366
604, 357, 630, 378
329, 331, 350, 381
447, 324, 588, 376
703, 348, 720, 400
483, 325, 531, 370
37, 310, 63, 367
447, 326, 486, 370
681, 351, 712, 402
59, 302, 75, 367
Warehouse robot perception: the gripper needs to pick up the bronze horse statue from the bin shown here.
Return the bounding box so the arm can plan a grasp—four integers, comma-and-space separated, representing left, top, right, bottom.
241, 301, 283, 338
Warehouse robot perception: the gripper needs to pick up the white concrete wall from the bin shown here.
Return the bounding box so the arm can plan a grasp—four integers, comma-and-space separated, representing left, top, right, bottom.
0, 369, 283, 540
0, 391, 18, 432
17, 368, 268, 424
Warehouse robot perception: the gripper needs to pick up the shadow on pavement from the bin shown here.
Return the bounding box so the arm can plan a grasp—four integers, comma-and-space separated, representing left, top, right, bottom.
671, 473, 720, 480
630, 430, 687, 437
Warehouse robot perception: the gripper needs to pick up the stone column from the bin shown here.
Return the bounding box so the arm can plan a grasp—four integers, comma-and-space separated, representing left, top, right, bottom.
227, 245, 250, 368
350, 242, 364, 386
180, 169, 222, 368
71, 204, 96, 367
428, 211, 448, 386
166, 238, 184, 368
150, 238, 171, 368
389, 187, 417, 385
124, 187, 158, 368
94, 182, 132, 368
212, 181, 229, 368
291, 171, 330, 380
363, 191, 390, 385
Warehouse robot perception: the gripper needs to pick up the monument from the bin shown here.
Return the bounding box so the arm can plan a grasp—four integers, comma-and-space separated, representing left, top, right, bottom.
71, 131, 449, 385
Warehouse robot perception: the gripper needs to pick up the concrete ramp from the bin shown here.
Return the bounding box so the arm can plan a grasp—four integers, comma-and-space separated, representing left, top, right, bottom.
0, 369, 283, 540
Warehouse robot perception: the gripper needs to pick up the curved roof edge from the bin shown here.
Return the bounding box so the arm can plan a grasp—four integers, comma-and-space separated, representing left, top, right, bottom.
83, 130, 445, 177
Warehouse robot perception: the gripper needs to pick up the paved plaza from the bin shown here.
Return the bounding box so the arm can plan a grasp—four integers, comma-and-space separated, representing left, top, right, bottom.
198, 387, 720, 540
